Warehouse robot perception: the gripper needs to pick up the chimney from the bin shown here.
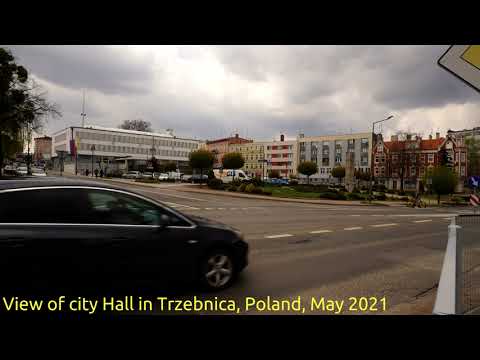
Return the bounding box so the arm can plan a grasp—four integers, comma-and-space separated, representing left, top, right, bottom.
436, 132, 440, 139
416, 135, 422, 141
235, 133, 239, 138
406, 134, 412, 141
280, 134, 285, 142
391, 135, 398, 142
429, 134, 432, 140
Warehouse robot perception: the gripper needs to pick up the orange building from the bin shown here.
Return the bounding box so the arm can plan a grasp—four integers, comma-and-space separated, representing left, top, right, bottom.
206, 134, 252, 168
33, 136, 52, 161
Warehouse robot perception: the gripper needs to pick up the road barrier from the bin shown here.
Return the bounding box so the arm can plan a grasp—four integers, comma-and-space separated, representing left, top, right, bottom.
434, 215, 480, 314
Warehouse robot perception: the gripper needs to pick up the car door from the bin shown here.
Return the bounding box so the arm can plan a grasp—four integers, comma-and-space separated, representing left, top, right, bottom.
81, 188, 199, 284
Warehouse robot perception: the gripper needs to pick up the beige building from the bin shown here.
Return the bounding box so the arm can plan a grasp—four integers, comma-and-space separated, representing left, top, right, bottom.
228, 142, 265, 177
297, 132, 373, 184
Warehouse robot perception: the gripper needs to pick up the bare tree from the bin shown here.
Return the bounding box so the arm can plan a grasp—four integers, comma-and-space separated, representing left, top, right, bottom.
119, 119, 152, 132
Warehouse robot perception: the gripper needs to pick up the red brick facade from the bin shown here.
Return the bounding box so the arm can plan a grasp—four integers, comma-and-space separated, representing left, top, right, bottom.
206, 134, 252, 168
372, 134, 467, 191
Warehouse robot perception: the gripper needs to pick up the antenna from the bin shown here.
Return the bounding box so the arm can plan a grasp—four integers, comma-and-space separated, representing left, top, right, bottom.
81, 89, 86, 127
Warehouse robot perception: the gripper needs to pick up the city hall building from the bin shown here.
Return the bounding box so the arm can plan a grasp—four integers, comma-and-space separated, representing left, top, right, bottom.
51, 125, 203, 175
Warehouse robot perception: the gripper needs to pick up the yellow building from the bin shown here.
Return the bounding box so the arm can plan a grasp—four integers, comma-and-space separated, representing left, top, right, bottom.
228, 142, 266, 177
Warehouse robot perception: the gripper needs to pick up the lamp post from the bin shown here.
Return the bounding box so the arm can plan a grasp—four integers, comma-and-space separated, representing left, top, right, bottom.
90, 144, 95, 176
369, 115, 394, 201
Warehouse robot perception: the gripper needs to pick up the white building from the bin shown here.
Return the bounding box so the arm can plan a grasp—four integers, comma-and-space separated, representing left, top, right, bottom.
51, 125, 203, 175
297, 132, 373, 184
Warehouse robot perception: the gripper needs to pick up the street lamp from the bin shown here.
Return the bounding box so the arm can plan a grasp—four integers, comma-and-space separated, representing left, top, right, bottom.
91, 144, 95, 176
369, 115, 394, 200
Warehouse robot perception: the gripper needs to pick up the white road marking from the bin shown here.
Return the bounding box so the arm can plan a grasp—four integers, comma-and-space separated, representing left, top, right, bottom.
371, 223, 398, 228
344, 227, 363, 231
372, 214, 385, 217
205, 208, 214, 210
309, 230, 333, 234
137, 189, 209, 202
350, 215, 361, 217
230, 208, 238, 210
217, 208, 226, 210
265, 234, 293, 239
413, 219, 433, 223
163, 201, 199, 210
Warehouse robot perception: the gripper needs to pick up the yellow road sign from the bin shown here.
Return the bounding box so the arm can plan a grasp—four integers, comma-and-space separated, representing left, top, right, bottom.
438, 45, 480, 93
461, 45, 480, 70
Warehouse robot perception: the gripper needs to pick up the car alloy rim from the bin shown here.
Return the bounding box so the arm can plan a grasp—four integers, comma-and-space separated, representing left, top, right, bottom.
205, 254, 233, 288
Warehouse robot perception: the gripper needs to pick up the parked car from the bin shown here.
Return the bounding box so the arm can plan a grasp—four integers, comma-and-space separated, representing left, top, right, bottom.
267, 178, 289, 185
2, 165, 17, 176
181, 174, 192, 182
0, 179, 248, 292
157, 173, 169, 181
191, 174, 209, 183
122, 171, 141, 179
31, 167, 47, 177
16, 166, 28, 176
141, 172, 155, 179
213, 169, 251, 184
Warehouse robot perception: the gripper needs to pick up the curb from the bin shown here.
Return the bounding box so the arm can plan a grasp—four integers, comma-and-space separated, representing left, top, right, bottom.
175, 187, 400, 206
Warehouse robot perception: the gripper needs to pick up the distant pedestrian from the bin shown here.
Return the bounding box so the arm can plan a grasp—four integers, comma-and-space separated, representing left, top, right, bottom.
85, 169, 90, 177
94, 169, 99, 178
100, 169, 104, 178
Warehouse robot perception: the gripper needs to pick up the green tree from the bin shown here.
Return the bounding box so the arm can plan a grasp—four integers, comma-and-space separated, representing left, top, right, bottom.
189, 149, 214, 184
331, 166, 346, 184
164, 161, 177, 173
297, 161, 318, 184
425, 166, 458, 204
268, 169, 280, 179
465, 137, 480, 176
0, 47, 61, 176
222, 152, 245, 170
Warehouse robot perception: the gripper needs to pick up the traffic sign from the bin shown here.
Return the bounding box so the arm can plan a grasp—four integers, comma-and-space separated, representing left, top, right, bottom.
469, 176, 480, 188
438, 45, 480, 93
470, 194, 480, 207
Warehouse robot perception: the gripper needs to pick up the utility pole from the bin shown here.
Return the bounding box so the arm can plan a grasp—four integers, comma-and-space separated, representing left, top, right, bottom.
81, 89, 86, 128
369, 115, 394, 202
91, 144, 95, 176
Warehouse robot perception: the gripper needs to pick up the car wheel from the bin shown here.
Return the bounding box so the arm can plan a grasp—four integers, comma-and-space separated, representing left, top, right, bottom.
199, 250, 236, 291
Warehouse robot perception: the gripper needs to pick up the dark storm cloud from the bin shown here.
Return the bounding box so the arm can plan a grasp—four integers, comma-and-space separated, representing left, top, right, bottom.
5, 45, 155, 95
213, 45, 478, 110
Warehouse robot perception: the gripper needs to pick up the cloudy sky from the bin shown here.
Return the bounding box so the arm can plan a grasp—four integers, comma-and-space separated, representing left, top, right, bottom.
4, 45, 480, 141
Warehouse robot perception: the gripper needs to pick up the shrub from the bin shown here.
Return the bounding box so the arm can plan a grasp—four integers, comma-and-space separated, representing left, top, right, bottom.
226, 185, 237, 192
375, 192, 387, 201
373, 184, 386, 192
289, 179, 299, 185
352, 187, 360, 193
294, 184, 329, 193
386, 189, 395, 194
245, 184, 256, 193
397, 190, 406, 196
237, 183, 247, 192
231, 179, 243, 187
319, 191, 347, 200
346, 192, 363, 200
399, 196, 409, 201
252, 187, 264, 194
207, 178, 224, 190
262, 188, 272, 196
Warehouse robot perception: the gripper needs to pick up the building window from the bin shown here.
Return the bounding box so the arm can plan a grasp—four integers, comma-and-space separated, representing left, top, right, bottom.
461, 166, 466, 176
411, 167, 416, 176
428, 154, 434, 163
361, 154, 368, 166
320, 168, 325, 174
361, 138, 369, 153
461, 152, 466, 162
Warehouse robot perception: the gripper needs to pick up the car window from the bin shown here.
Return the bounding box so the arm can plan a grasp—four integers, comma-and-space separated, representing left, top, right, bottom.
84, 189, 190, 226
0, 188, 90, 223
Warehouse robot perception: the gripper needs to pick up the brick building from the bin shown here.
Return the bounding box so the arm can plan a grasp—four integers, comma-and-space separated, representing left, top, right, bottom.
33, 136, 52, 162
206, 134, 252, 168
373, 132, 468, 192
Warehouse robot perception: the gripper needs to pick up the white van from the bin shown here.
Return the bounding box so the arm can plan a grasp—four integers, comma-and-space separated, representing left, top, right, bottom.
213, 169, 251, 183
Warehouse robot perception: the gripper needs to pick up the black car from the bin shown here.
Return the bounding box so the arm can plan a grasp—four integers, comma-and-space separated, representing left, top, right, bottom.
0, 179, 248, 292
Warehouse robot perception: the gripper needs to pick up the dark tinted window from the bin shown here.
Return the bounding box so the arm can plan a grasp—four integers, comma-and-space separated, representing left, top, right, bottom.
84, 189, 190, 226
0, 188, 90, 223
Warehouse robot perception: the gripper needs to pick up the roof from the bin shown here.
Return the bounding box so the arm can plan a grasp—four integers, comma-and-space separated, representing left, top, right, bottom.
0, 178, 125, 192
206, 136, 252, 145
383, 138, 444, 152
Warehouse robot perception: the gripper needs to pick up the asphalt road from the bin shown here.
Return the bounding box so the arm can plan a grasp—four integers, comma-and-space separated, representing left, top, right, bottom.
95, 180, 476, 315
